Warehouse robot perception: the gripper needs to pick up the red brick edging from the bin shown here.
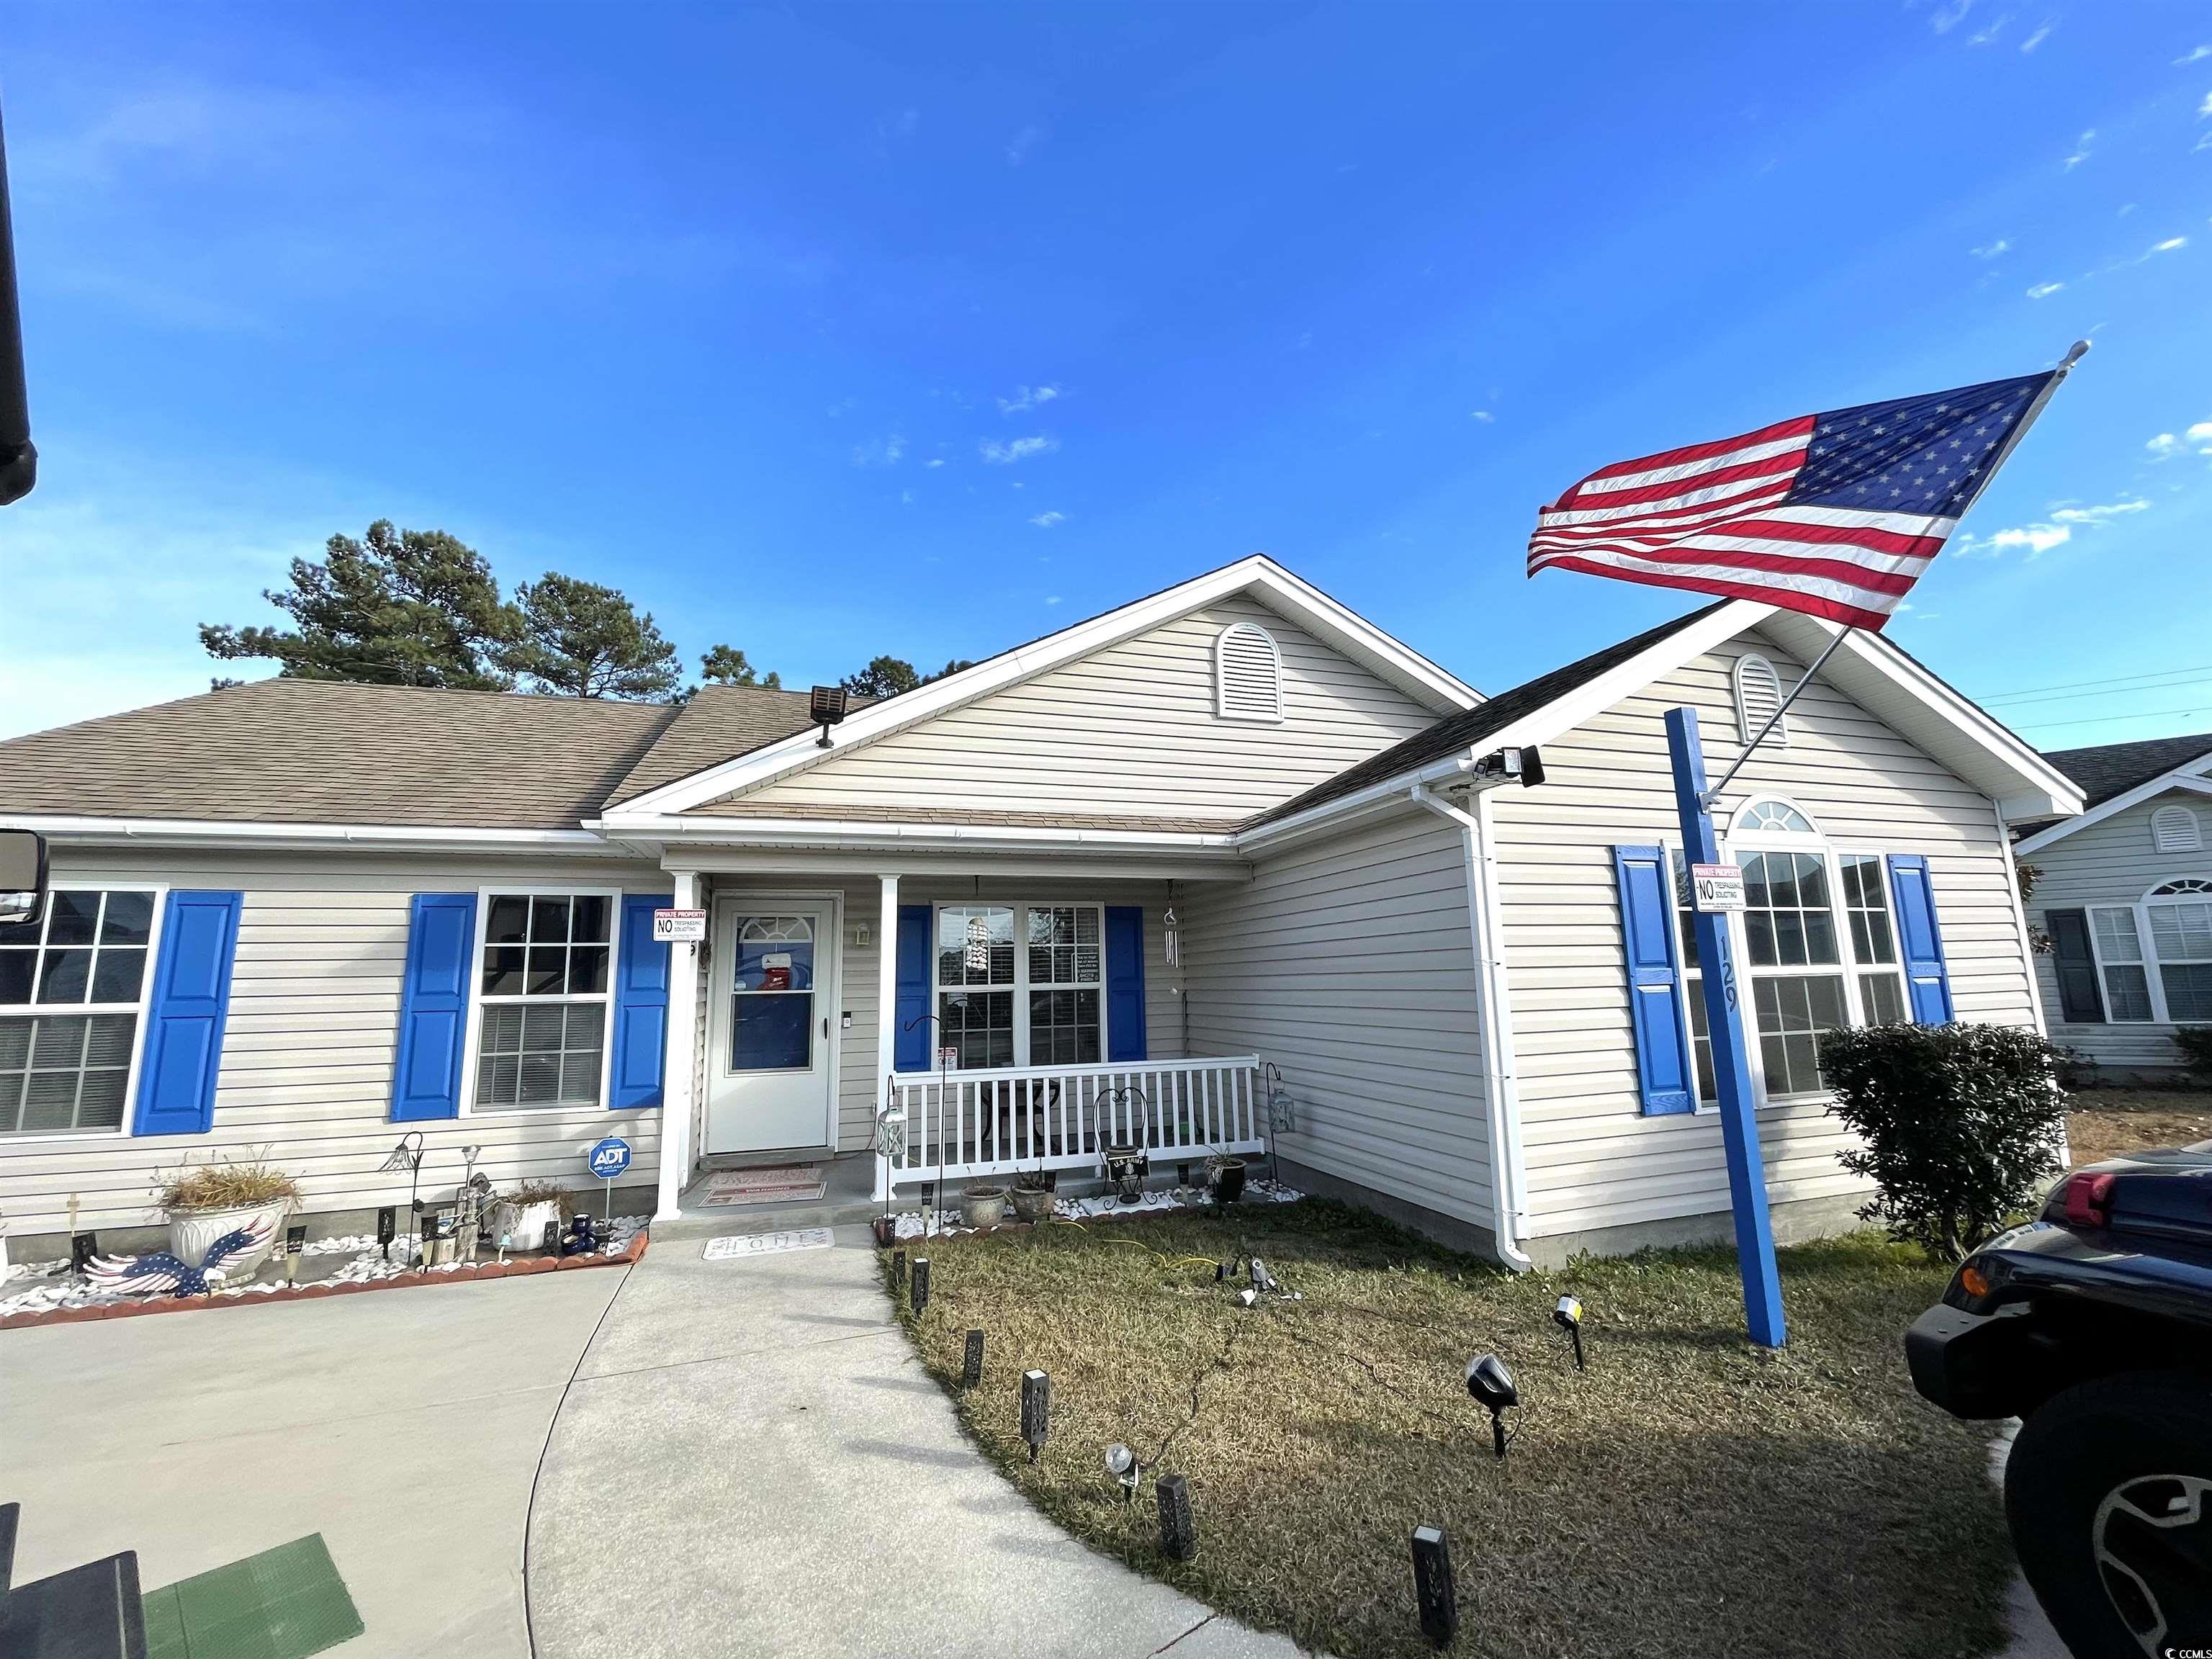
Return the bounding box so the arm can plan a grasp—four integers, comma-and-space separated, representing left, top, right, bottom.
0, 1228, 650, 1332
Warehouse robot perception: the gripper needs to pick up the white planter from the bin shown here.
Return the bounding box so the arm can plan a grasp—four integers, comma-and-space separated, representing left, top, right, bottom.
491, 1199, 564, 1253
166, 1200, 289, 1279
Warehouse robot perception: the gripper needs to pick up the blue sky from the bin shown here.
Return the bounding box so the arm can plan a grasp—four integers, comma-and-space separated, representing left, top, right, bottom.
3, 2, 2208, 748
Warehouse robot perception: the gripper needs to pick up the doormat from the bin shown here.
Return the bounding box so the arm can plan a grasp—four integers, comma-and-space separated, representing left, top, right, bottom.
143, 1533, 363, 1659
698, 1166, 826, 1205
704, 1228, 834, 1261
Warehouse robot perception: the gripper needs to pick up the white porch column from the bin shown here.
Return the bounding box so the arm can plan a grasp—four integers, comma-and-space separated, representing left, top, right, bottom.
873, 873, 900, 1202
655, 870, 702, 1222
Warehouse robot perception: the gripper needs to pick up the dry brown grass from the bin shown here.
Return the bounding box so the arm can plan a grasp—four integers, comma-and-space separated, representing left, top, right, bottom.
893, 1202, 2012, 1659
2067, 1087, 2212, 1166
156, 1161, 302, 1213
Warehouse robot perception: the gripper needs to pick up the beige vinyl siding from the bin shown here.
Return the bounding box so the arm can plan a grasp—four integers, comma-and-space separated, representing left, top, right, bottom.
1, 847, 670, 1240
725, 597, 1440, 819
1178, 811, 1496, 1233
2027, 789, 2212, 1071
691, 878, 1188, 1159
1491, 624, 2038, 1241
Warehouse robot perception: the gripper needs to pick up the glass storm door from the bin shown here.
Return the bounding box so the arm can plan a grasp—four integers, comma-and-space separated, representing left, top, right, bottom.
706, 904, 836, 1155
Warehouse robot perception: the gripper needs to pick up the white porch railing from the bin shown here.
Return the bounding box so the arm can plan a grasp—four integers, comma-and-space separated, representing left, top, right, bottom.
883, 1055, 1264, 1189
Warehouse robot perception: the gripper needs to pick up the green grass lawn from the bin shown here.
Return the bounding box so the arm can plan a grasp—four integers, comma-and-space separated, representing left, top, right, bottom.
891, 1201, 2012, 1659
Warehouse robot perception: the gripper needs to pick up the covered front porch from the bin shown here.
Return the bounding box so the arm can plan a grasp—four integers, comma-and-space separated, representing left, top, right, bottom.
644, 846, 1264, 1222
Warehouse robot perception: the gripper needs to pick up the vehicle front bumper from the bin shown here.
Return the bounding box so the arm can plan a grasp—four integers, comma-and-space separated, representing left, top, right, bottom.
1905, 1300, 2039, 1420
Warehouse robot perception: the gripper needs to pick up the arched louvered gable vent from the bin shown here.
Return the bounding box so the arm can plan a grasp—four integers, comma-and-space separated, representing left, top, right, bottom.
1733, 654, 1788, 747
2152, 803, 2205, 855
1215, 622, 1285, 722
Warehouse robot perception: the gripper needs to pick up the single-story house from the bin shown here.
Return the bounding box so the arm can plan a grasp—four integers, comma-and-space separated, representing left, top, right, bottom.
0, 556, 2079, 1266
2014, 732, 2212, 1080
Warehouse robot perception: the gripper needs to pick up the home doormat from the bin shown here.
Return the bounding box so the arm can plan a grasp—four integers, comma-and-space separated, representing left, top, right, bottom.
142, 1533, 363, 1659
703, 1228, 834, 1261
698, 1166, 827, 1205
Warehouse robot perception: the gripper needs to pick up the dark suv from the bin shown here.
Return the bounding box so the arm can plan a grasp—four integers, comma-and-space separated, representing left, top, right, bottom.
1906, 1145, 2212, 1657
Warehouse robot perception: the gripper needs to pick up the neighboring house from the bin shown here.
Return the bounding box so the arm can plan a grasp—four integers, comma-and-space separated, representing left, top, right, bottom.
2015, 732, 2212, 1079
0, 557, 2078, 1267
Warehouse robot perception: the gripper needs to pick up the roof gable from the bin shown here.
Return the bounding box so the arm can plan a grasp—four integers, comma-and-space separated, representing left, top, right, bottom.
2044, 732, 2212, 810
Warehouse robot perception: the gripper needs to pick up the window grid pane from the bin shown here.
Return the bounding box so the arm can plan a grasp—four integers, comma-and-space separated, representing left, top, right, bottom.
2103, 964, 2155, 1022
1752, 974, 1848, 1096
475, 892, 615, 1107
2162, 963, 2212, 1022
1, 889, 157, 1137
0, 1012, 137, 1134
475, 1001, 604, 1109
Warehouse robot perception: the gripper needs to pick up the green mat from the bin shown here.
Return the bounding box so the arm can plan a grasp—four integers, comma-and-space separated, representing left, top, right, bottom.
142, 1534, 362, 1659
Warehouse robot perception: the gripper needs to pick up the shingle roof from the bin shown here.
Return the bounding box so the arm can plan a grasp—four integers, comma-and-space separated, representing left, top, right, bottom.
1247, 601, 1728, 830
0, 679, 683, 830
2040, 732, 2212, 811
601, 685, 827, 807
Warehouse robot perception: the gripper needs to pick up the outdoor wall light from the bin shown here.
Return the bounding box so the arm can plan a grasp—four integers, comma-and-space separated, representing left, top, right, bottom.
963, 1328, 984, 1388
1156, 1473, 1197, 1561
910, 1256, 930, 1316
1410, 1525, 1457, 1647
1553, 1294, 1586, 1370
1105, 1442, 1139, 1502
809, 684, 849, 747
1021, 1369, 1051, 1463
1465, 1352, 1518, 1458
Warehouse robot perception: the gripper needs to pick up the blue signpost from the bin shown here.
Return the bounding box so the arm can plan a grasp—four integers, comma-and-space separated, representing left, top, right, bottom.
1665, 707, 1788, 1349
588, 1136, 632, 1226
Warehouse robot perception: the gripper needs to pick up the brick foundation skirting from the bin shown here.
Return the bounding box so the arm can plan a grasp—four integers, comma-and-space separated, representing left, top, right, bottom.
0, 1227, 649, 1332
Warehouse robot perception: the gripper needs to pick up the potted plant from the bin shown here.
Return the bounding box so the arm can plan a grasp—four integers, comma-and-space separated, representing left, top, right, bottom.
158, 1159, 301, 1278
491, 1181, 572, 1253
961, 1183, 1009, 1229
1205, 1148, 1246, 1207
1010, 1166, 1056, 1224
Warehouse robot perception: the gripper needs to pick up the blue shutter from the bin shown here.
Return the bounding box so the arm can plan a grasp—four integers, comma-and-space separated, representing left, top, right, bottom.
1105, 906, 1148, 1062
1887, 855, 1955, 1025
894, 904, 932, 1071
1612, 846, 1695, 1115
391, 894, 477, 1122
610, 893, 674, 1109
132, 890, 243, 1136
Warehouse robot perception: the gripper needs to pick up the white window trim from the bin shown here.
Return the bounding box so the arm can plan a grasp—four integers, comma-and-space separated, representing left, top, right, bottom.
0, 880, 171, 1144
927, 901, 1111, 1069
1732, 654, 1789, 748
461, 884, 623, 1117
2087, 876, 2212, 1027
1215, 622, 1285, 724
1668, 811, 1908, 1110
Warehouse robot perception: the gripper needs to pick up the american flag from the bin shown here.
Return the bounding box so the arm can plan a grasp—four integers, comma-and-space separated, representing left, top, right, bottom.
1527, 370, 2058, 629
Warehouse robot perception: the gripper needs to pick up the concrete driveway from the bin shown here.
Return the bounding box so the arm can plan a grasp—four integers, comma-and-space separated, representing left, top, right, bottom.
0, 1267, 625, 1658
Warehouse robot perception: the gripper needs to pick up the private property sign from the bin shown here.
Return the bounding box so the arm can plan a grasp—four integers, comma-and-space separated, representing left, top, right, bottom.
1690, 863, 1745, 914
653, 908, 707, 943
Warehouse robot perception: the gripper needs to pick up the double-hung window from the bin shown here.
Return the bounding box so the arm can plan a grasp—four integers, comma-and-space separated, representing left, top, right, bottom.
1671, 801, 1912, 1105
0, 888, 158, 1136
2089, 878, 2212, 1025
932, 902, 1104, 1069
474, 891, 613, 1110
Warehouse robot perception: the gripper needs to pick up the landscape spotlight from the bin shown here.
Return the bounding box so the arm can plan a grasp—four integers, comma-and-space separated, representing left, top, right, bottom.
910, 1256, 931, 1317
1248, 1258, 1276, 1295
1553, 1294, 1586, 1370
1021, 1369, 1051, 1464
1105, 1442, 1139, 1502
1465, 1352, 1518, 1458
1410, 1525, 1457, 1648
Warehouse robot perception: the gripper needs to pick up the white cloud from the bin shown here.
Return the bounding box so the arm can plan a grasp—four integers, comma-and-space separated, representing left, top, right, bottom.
2177, 45, 2211, 64
922, 457, 945, 469
1972, 238, 2011, 258
1957, 523, 2073, 558
2146, 421, 2212, 459
2200, 89, 2212, 117
1006, 125, 1043, 166
2019, 21, 2051, 50
850, 433, 906, 467
1930, 0, 1974, 34
1028, 510, 1066, 528
1469, 410, 1495, 423
899, 489, 914, 505
2062, 129, 2095, 169
2047, 496, 2149, 523
1043, 595, 1063, 606
2026, 280, 2065, 298
1966, 11, 2009, 45
979, 435, 1057, 464
997, 384, 1061, 415
2153, 235, 2190, 253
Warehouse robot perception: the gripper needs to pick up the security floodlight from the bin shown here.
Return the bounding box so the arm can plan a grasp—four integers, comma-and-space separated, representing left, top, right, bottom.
1105, 1442, 1138, 1502
1471, 745, 1545, 788
1465, 1352, 1518, 1458
809, 684, 850, 747
1553, 1294, 1586, 1370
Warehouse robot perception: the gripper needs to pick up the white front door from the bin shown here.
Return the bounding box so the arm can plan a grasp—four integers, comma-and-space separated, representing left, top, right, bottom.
706, 901, 837, 1156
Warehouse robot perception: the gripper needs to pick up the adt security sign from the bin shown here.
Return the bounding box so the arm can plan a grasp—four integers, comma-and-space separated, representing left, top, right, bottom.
588, 1136, 631, 1179
1691, 862, 1746, 914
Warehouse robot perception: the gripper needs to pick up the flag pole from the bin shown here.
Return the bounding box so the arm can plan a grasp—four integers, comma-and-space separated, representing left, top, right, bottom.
1695, 338, 2090, 812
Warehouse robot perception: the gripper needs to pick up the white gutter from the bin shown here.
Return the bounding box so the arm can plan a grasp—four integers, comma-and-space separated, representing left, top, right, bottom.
1409, 781, 1534, 1272
1236, 750, 1482, 853
0, 814, 625, 855
590, 814, 1244, 853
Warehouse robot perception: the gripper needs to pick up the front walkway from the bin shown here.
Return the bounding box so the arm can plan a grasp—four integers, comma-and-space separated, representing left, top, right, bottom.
526, 1225, 1308, 1658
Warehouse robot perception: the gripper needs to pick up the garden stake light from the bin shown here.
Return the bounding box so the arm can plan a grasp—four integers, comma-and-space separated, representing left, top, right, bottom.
891, 1248, 906, 1290
1020, 1369, 1051, 1463
69, 1232, 96, 1275
1465, 1353, 1518, 1459
1411, 1526, 1457, 1647
963, 1329, 984, 1387
1105, 1442, 1138, 1503
1156, 1473, 1197, 1561
910, 1256, 930, 1317
1554, 1294, 1586, 1370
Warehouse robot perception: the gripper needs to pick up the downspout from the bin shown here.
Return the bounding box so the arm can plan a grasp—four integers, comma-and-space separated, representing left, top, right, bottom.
1410, 781, 1534, 1271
